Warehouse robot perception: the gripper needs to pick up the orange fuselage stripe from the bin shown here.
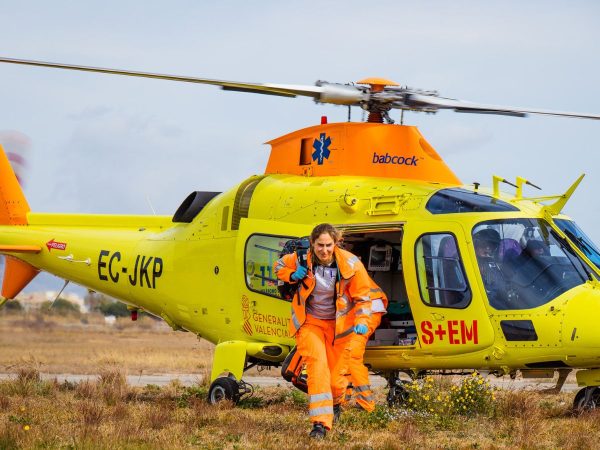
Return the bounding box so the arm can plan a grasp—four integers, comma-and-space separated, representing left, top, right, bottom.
0, 245, 42, 254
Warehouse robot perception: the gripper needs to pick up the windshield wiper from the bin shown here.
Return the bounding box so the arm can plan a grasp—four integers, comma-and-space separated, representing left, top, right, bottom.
562, 228, 597, 258
552, 230, 595, 281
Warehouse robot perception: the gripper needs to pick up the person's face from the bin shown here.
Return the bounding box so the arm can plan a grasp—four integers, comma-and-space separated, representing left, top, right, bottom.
313, 233, 335, 265
475, 241, 495, 258
531, 247, 544, 257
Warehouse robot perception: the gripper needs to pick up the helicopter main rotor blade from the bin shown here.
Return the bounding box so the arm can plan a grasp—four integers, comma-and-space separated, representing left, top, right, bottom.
1, 56, 599, 120
0, 57, 367, 105
403, 93, 600, 120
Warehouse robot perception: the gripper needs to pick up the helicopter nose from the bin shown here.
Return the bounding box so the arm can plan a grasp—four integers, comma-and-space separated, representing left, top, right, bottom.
563, 285, 600, 349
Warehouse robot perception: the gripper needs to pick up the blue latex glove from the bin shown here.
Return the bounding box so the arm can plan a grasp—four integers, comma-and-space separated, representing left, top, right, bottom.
354, 324, 369, 335
291, 265, 308, 281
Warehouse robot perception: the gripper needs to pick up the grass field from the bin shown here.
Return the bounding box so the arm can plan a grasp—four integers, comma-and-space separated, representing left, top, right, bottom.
2, 311, 600, 449
0, 312, 212, 375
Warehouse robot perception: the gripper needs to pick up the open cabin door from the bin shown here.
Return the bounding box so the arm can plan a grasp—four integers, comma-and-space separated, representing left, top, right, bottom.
402, 220, 495, 356
340, 224, 417, 348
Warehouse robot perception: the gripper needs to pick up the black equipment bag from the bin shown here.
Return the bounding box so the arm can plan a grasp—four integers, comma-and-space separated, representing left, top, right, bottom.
281, 346, 308, 393
276, 237, 310, 300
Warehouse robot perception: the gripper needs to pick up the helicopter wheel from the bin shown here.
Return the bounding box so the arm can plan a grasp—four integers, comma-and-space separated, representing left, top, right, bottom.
208, 376, 242, 405
387, 379, 411, 406
573, 386, 600, 412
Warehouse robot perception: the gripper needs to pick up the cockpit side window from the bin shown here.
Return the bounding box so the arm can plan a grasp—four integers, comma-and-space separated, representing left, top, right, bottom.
472, 219, 588, 310
415, 233, 472, 309
426, 188, 519, 214
554, 219, 600, 269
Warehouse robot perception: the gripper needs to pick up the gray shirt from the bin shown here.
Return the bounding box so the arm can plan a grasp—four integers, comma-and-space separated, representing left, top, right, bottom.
306, 264, 337, 320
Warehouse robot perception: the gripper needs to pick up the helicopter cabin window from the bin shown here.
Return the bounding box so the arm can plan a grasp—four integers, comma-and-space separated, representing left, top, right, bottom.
472, 219, 590, 310
554, 219, 600, 270
341, 228, 415, 346
415, 233, 471, 309
244, 234, 294, 299
426, 188, 519, 214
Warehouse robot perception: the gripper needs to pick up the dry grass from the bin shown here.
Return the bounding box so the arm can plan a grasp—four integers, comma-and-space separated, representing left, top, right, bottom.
0, 311, 212, 375
1, 370, 599, 449
0, 311, 281, 378
2, 312, 600, 448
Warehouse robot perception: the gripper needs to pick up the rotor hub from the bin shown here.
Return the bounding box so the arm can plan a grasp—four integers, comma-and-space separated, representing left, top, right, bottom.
357, 78, 400, 123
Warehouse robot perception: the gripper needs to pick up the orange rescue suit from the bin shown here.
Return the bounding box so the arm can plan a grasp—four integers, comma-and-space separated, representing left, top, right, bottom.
344, 286, 388, 412
274, 246, 372, 429
274, 246, 373, 339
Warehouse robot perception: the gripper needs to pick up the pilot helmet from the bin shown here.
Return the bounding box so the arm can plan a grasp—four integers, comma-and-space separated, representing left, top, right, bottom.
473, 228, 501, 254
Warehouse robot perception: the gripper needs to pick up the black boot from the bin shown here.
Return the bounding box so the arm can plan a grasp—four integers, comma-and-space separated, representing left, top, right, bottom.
309, 422, 327, 439
333, 404, 341, 423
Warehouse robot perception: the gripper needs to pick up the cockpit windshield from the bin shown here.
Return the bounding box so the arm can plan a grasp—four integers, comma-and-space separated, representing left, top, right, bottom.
554, 219, 600, 270
472, 218, 589, 310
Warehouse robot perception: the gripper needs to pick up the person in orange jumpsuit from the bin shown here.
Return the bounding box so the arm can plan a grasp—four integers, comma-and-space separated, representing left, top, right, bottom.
274, 223, 372, 439
342, 285, 388, 412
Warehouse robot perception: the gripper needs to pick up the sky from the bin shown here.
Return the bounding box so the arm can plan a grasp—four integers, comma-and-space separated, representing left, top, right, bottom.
0, 0, 599, 293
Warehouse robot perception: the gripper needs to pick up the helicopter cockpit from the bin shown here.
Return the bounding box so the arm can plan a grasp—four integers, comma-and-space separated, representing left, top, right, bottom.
472, 219, 594, 310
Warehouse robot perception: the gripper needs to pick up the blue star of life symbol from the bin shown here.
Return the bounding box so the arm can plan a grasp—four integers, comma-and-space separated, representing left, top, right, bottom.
312, 133, 331, 165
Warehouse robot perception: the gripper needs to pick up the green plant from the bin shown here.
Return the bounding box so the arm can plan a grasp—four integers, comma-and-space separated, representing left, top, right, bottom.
288, 389, 307, 406
403, 373, 496, 420
448, 372, 496, 416
175, 384, 208, 407
98, 300, 130, 317
3, 300, 22, 311
41, 298, 80, 316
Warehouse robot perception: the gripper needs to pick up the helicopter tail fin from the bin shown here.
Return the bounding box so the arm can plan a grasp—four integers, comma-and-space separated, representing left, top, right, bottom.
0, 143, 30, 225
0, 144, 41, 299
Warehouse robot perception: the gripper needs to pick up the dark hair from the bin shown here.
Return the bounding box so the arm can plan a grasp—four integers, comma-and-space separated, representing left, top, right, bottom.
473, 228, 500, 247
310, 223, 342, 244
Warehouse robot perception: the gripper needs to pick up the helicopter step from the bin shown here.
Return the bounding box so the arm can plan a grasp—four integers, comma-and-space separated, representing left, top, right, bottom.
208, 340, 289, 404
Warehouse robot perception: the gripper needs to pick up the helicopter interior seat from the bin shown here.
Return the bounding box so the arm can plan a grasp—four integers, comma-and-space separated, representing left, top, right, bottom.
498, 238, 522, 262
497, 238, 522, 279
437, 235, 462, 306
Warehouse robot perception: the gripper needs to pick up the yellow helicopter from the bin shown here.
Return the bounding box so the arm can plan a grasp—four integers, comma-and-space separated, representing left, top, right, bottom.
1, 57, 600, 411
